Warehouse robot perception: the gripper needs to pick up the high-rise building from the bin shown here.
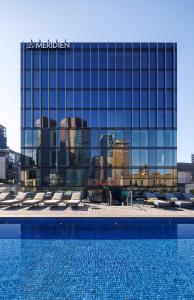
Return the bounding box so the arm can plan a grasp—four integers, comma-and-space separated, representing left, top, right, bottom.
191, 154, 194, 164
0, 124, 7, 149
21, 41, 177, 191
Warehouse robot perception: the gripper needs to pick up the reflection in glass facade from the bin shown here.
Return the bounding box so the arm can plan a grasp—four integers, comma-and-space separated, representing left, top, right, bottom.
21, 42, 177, 191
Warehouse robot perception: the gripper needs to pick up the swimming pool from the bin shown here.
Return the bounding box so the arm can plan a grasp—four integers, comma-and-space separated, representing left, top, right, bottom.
0, 217, 194, 299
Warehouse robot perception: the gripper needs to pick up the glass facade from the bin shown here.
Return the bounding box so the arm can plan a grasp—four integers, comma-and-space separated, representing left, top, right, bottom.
21, 42, 177, 191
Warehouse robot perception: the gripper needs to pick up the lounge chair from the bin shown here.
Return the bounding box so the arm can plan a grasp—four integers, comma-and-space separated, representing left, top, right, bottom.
174, 199, 194, 208
0, 192, 27, 206
22, 192, 45, 207
154, 200, 172, 208
44, 192, 64, 207
0, 192, 10, 202
66, 192, 82, 208
143, 192, 158, 204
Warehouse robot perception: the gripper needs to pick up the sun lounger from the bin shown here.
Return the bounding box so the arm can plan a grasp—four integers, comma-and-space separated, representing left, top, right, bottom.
0, 192, 10, 202
44, 192, 64, 206
66, 192, 82, 208
22, 192, 45, 207
174, 200, 194, 208
143, 192, 158, 204
182, 193, 194, 202
154, 200, 172, 208
0, 192, 27, 206
164, 193, 178, 202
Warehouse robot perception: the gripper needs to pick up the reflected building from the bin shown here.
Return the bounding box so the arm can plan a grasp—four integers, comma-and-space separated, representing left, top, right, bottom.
21, 42, 177, 191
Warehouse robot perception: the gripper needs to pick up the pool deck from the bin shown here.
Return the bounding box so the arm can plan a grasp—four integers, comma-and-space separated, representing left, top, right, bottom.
0, 203, 194, 218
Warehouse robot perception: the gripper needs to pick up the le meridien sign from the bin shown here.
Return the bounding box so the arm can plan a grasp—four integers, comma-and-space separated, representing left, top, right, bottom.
26, 40, 70, 49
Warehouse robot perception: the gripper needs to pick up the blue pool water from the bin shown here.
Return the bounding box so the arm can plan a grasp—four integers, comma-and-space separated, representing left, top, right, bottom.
0, 218, 194, 300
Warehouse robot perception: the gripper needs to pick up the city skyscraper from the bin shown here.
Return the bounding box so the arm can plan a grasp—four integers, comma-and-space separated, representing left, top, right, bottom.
21, 41, 177, 192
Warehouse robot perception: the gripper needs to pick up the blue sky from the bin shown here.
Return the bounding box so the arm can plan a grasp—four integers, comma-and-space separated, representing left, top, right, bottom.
0, 0, 194, 162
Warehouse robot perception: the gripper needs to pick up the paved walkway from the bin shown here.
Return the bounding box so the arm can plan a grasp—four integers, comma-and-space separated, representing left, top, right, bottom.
0, 203, 194, 218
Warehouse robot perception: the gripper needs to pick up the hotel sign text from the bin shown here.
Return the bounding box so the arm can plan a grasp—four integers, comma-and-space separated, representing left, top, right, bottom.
26, 40, 70, 49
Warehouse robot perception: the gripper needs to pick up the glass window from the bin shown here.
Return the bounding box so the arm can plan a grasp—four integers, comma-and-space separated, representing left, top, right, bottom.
140, 150, 148, 165
41, 51, 48, 68
25, 91, 31, 108
99, 91, 107, 108
99, 110, 107, 127
165, 130, 174, 147
116, 51, 123, 68
49, 51, 56, 69
58, 91, 65, 108
58, 50, 65, 69
133, 110, 139, 127
158, 90, 164, 108
33, 51, 40, 68
42, 110, 48, 127
50, 90, 56, 108
66, 91, 73, 108
108, 91, 115, 109
166, 50, 173, 69
132, 130, 140, 147
91, 110, 98, 127
74, 91, 82, 108
99, 71, 107, 88
141, 50, 148, 69
158, 71, 164, 88
125, 91, 132, 109
125, 70, 132, 88
74, 71, 82, 89
141, 111, 148, 127
166, 110, 173, 128
50, 110, 57, 128
158, 50, 164, 69
57, 110, 65, 127
140, 130, 148, 147
149, 150, 157, 166
91, 91, 98, 108
108, 51, 115, 68
107, 110, 115, 127
83, 91, 90, 108
99, 51, 107, 68
149, 110, 156, 128
141, 71, 148, 88
166, 71, 173, 88
25, 71, 31, 88
150, 49, 156, 69
133, 91, 140, 109
83, 71, 90, 89
34, 110, 41, 127
116, 91, 124, 108
166, 90, 173, 108
91, 51, 98, 69
158, 110, 164, 128
33, 129, 41, 147
58, 70, 65, 88
108, 71, 115, 88
141, 91, 148, 108
66, 71, 73, 88
33, 90, 40, 109
83, 51, 90, 68
150, 90, 156, 108
33, 70, 39, 88
91, 71, 98, 88
133, 71, 140, 88
42, 90, 48, 108
125, 110, 131, 127
132, 150, 140, 166
148, 130, 157, 147
74, 51, 81, 68
25, 130, 32, 147
157, 150, 165, 167
25, 50, 31, 68
116, 71, 123, 88
42, 70, 48, 88
124, 49, 132, 69
66, 51, 73, 68
50, 71, 56, 88
116, 111, 124, 127
165, 150, 174, 166
157, 130, 164, 147
150, 71, 156, 88
133, 50, 140, 69
25, 110, 32, 127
